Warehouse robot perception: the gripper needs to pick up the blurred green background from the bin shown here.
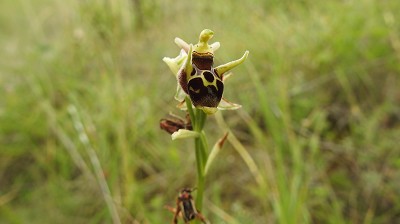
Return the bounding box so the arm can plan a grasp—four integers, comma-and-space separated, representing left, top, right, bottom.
1, 0, 400, 223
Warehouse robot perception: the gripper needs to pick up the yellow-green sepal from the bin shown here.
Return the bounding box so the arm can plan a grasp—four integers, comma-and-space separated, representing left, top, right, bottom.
177, 98, 241, 113
162, 49, 187, 76
163, 49, 188, 102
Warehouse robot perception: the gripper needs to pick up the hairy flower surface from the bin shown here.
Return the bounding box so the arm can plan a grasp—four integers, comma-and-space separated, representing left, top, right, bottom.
163, 29, 249, 114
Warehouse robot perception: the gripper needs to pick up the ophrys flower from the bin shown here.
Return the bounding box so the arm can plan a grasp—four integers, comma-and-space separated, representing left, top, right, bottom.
163, 29, 249, 114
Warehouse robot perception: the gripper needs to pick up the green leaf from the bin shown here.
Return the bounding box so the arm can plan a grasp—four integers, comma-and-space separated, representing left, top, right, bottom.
204, 132, 229, 175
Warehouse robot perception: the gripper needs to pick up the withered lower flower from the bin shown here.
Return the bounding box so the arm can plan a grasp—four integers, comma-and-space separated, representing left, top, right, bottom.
163, 29, 249, 115
160, 114, 192, 134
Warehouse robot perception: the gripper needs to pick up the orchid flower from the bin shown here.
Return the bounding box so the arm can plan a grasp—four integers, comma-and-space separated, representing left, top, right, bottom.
163, 29, 249, 115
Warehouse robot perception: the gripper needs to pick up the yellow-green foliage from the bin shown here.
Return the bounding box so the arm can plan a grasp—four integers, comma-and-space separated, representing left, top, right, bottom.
1, 0, 400, 223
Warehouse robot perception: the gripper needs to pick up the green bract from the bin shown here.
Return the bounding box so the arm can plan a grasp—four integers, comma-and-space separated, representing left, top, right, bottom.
163, 29, 249, 115
171, 129, 199, 140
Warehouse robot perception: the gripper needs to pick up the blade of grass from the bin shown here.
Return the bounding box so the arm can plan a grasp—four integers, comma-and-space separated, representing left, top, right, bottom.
68, 105, 121, 224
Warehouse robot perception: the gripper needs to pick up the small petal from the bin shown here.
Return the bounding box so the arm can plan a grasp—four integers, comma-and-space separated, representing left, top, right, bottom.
215, 51, 249, 77
174, 37, 190, 53
171, 129, 199, 140
210, 42, 220, 51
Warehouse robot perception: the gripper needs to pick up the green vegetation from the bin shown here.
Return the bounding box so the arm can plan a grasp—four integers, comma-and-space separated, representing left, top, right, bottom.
1, 0, 399, 223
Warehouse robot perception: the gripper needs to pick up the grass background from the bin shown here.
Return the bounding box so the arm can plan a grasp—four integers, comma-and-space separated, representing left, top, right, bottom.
1, 0, 400, 223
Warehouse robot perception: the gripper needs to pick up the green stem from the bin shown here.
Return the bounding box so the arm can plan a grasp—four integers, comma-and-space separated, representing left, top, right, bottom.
199, 131, 209, 161
197, 108, 207, 130
195, 137, 205, 210
194, 108, 207, 211
186, 97, 196, 128
185, 97, 208, 211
